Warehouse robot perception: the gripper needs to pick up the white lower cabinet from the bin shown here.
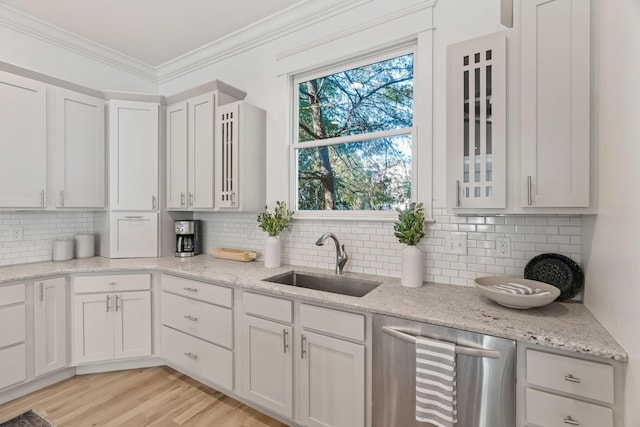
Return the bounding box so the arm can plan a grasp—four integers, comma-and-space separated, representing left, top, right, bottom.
34, 277, 67, 376
72, 274, 151, 364
242, 314, 293, 419
517, 343, 625, 427
0, 283, 26, 390
160, 275, 234, 391
239, 292, 367, 427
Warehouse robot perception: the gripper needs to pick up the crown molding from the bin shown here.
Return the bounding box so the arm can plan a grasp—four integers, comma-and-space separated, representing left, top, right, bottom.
275, 0, 437, 61
0, 4, 157, 82
156, 0, 372, 84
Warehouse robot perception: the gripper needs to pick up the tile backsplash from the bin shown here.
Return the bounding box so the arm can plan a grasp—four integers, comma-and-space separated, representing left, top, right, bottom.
0, 204, 582, 287
195, 200, 582, 287
0, 212, 93, 266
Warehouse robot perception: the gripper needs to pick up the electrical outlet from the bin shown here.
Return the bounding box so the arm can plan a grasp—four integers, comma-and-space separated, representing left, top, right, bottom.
496, 237, 511, 257
9, 226, 23, 242
445, 232, 467, 255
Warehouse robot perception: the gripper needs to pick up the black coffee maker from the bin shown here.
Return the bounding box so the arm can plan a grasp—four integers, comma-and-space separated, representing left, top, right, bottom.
175, 220, 201, 257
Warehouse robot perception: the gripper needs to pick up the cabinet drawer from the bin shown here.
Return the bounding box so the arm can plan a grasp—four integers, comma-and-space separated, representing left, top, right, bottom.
0, 283, 25, 307
0, 344, 26, 390
526, 387, 613, 427
73, 273, 151, 293
0, 305, 25, 348
162, 275, 232, 308
526, 349, 614, 403
161, 292, 232, 349
161, 326, 233, 390
300, 304, 365, 341
243, 292, 292, 323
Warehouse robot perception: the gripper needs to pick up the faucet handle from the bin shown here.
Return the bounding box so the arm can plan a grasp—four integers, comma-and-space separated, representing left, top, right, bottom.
338, 244, 349, 272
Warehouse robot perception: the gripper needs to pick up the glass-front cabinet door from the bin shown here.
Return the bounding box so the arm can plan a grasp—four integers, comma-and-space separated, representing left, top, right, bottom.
447, 32, 507, 210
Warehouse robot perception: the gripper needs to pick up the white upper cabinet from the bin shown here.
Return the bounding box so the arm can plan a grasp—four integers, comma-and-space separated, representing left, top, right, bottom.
166, 101, 189, 209
52, 89, 105, 208
0, 71, 47, 208
166, 93, 216, 210
109, 100, 159, 211
520, 0, 590, 208
447, 33, 507, 210
215, 101, 266, 211
189, 93, 216, 209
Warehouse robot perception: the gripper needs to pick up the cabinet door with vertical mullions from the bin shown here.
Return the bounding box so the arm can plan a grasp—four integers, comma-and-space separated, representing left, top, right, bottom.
447, 32, 507, 210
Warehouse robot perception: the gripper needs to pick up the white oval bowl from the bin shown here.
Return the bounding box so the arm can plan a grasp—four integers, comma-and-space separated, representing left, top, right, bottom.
474, 276, 560, 309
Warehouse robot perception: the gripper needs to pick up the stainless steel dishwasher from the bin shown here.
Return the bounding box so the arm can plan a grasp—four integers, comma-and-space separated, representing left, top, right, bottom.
373, 314, 516, 427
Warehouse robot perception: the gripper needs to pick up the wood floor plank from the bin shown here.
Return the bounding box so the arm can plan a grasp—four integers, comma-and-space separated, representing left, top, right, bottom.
0, 367, 287, 427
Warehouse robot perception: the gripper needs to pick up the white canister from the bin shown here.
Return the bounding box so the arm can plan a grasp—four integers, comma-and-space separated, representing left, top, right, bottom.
52, 239, 74, 261
75, 233, 95, 258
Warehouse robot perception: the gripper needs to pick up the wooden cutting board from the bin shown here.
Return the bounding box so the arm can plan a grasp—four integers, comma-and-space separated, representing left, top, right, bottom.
209, 248, 257, 262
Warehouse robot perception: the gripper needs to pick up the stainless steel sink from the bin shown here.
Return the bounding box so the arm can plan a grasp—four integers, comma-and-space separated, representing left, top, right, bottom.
262, 271, 381, 297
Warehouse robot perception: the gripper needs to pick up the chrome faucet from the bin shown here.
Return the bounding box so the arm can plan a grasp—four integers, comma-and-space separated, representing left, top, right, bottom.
315, 232, 349, 275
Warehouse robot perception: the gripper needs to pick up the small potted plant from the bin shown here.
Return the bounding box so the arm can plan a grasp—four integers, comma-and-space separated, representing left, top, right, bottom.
257, 201, 294, 268
394, 202, 426, 287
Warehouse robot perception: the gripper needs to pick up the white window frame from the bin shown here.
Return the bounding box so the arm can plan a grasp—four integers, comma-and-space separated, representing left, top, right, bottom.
289, 44, 421, 221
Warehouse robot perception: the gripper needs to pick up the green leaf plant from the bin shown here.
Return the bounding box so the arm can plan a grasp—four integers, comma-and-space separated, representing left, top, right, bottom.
393, 202, 426, 246
257, 201, 294, 237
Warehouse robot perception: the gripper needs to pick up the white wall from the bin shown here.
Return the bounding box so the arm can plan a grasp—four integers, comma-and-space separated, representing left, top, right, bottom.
583, 0, 640, 425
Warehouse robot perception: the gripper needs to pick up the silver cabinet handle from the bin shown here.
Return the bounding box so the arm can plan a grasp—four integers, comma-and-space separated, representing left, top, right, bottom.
108, 281, 117, 286
189, 192, 194, 207
152, 195, 157, 210
527, 175, 533, 206
283, 329, 289, 353
60, 190, 64, 207
456, 180, 461, 207
564, 374, 581, 384
180, 192, 185, 207
183, 315, 198, 322
183, 287, 198, 293
184, 352, 198, 360
381, 326, 500, 359
301, 334, 307, 359
123, 216, 144, 219
115, 294, 120, 312
563, 416, 580, 425
40, 190, 45, 207
231, 192, 236, 207
106, 295, 111, 312
39, 282, 44, 302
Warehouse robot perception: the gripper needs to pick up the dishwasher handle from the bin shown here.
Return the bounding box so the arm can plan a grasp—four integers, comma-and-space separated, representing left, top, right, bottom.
382, 326, 500, 359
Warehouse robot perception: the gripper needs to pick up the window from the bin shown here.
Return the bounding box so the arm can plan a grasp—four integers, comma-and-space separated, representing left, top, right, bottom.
292, 48, 415, 213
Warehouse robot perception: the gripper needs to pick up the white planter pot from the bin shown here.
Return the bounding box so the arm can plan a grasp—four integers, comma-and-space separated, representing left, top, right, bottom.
264, 236, 281, 268
401, 245, 424, 288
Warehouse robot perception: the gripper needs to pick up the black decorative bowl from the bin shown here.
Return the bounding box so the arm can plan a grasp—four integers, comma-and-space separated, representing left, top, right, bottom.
524, 253, 584, 301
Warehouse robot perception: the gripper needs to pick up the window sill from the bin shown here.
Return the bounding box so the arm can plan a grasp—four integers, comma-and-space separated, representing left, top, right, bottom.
293, 210, 435, 223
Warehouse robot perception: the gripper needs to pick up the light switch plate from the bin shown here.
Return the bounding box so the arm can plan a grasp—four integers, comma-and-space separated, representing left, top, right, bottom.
445, 232, 467, 255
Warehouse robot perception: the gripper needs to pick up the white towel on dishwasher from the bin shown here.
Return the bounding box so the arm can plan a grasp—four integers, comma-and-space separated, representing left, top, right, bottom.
415, 336, 457, 426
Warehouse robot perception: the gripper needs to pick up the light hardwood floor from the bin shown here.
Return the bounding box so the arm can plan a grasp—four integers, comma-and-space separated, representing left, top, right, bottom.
0, 366, 288, 427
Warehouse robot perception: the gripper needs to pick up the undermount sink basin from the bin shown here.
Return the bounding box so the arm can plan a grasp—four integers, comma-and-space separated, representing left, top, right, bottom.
262, 271, 381, 298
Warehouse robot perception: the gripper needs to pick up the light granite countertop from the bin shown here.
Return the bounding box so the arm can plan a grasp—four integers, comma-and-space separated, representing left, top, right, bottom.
0, 255, 627, 362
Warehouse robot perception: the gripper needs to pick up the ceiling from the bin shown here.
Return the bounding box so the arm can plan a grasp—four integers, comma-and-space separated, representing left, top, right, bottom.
0, 0, 306, 67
